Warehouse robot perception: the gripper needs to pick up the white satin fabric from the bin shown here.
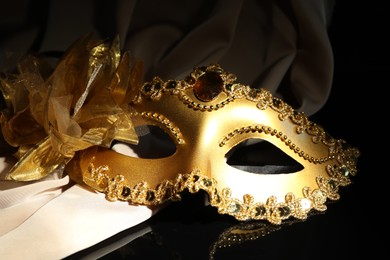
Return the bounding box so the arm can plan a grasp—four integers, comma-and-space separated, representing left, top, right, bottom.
119, 0, 334, 116
0, 149, 155, 259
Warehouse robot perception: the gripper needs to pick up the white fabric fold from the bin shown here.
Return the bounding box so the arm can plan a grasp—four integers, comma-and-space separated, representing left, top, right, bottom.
0, 176, 71, 236
0, 144, 156, 259
119, 0, 334, 116
0, 182, 154, 259
0, 177, 70, 209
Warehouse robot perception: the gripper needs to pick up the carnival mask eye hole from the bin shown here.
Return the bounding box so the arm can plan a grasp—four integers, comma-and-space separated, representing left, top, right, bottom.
225, 139, 303, 174
111, 125, 176, 158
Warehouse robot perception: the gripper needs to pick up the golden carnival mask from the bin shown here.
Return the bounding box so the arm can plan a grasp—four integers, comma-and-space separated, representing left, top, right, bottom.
74, 64, 360, 224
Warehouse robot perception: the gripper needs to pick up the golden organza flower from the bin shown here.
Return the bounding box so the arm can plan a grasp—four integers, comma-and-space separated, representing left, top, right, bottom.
0, 34, 143, 181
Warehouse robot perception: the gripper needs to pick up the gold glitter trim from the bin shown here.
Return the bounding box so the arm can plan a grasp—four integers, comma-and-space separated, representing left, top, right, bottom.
86, 153, 358, 225
130, 111, 185, 144
134, 64, 274, 112
134, 64, 335, 150
83, 64, 360, 224
220, 124, 337, 164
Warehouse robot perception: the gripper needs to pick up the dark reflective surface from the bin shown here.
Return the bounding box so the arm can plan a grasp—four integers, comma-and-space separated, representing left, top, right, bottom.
66, 177, 377, 260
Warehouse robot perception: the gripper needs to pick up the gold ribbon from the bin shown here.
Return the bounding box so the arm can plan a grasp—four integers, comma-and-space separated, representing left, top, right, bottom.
0, 34, 143, 181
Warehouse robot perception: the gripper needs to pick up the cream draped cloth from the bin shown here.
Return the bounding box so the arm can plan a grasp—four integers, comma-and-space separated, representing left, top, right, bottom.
119, 0, 334, 116
0, 0, 335, 258
0, 145, 155, 260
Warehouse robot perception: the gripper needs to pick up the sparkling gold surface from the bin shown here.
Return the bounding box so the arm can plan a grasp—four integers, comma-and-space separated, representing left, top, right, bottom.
0, 35, 142, 180
77, 64, 360, 224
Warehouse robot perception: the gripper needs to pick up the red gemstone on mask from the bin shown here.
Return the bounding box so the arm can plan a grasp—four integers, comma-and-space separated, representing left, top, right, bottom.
193, 71, 223, 102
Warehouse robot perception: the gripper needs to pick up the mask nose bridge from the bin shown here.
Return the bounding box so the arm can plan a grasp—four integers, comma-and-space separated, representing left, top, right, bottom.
180, 109, 227, 178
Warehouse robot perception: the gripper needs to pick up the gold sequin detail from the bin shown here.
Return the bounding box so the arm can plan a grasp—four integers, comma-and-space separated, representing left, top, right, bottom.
87, 159, 358, 224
